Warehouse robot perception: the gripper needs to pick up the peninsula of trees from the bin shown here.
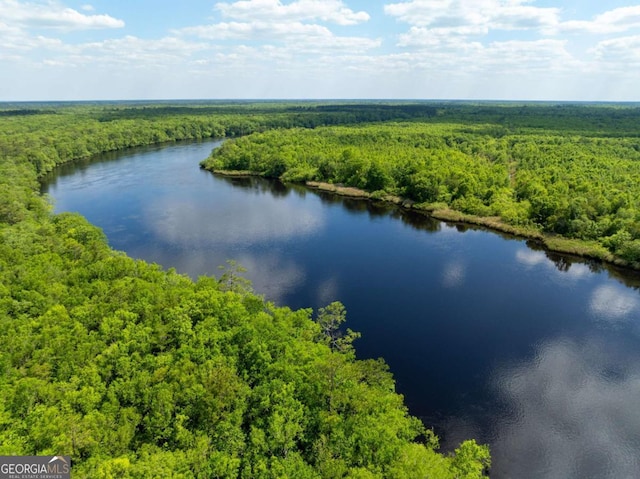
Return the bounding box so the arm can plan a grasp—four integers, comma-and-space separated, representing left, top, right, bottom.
202, 102, 640, 267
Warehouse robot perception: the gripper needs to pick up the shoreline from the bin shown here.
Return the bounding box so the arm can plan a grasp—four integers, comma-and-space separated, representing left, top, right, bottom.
306, 180, 626, 267
209, 170, 633, 270
208, 169, 257, 177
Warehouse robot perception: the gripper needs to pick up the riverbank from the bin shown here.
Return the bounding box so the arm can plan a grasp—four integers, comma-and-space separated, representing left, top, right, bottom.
307, 181, 623, 266
208, 169, 256, 177
211, 170, 626, 269
307, 181, 623, 262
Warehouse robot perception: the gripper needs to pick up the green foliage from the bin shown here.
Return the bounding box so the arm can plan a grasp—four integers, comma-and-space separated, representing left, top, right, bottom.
203, 105, 640, 265
450, 440, 492, 479
0, 102, 491, 477
316, 301, 361, 353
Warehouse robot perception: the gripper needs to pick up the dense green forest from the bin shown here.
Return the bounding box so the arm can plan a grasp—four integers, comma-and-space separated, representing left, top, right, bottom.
202, 103, 640, 266
0, 102, 492, 478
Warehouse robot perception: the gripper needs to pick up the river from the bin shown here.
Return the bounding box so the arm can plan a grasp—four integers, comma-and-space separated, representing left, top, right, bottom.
42, 138, 640, 478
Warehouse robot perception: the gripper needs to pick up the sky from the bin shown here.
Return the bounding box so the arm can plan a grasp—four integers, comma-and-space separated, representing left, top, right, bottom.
1, 0, 640, 101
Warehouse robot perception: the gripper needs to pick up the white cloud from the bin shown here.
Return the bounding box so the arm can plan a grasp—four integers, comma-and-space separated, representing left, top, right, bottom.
0, 0, 124, 30
88, 35, 207, 58
390, 33, 576, 75
2, 1, 640, 100
385, 0, 462, 26
591, 34, 640, 65
492, 3, 560, 30
0, 19, 71, 56
372, 1, 640, 101
185, 20, 331, 41
384, 2, 640, 42
179, 21, 380, 54
42, 58, 66, 66
15, 35, 210, 70
396, 26, 485, 46
0, 20, 28, 50
559, 6, 640, 35
177, 0, 380, 58
215, 0, 369, 26
482, 38, 575, 72
384, 0, 575, 75
384, 0, 559, 32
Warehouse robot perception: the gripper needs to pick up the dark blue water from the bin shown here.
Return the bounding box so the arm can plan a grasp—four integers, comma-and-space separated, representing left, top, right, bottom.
42, 139, 640, 478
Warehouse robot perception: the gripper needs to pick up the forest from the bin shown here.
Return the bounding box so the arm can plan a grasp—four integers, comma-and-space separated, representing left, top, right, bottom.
0, 102, 493, 478
201, 102, 640, 267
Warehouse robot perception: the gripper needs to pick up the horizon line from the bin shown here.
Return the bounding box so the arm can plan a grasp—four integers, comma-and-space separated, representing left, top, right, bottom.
2, 98, 640, 105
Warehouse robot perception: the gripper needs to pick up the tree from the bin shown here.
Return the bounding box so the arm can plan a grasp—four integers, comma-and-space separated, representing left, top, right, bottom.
315, 302, 360, 353
450, 439, 491, 479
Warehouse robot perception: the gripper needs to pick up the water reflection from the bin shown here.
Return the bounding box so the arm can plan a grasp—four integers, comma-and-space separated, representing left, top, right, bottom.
216, 175, 291, 198
394, 210, 442, 233
144, 192, 324, 246
442, 260, 466, 288
589, 285, 639, 324
522, 241, 611, 278
491, 336, 640, 479
315, 277, 340, 305
305, 189, 448, 233
516, 248, 549, 267
516, 248, 594, 281
230, 252, 306, 304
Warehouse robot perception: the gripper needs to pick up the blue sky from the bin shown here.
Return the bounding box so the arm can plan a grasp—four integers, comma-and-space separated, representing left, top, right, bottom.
1, 0, 640, 100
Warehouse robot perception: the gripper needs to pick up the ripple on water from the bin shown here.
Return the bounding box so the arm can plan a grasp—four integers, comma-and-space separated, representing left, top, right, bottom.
489, 337, 640, 478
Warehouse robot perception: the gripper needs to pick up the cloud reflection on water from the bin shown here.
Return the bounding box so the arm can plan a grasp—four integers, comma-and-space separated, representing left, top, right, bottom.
134, 187, 325, 303
442, 260, 466, 288
490, 337, 640, 479
232, 253, 306, 305
515, 248, 548, 267
589, 284, 639, 323
515, 248, 591, 280
145, 195, 325, 247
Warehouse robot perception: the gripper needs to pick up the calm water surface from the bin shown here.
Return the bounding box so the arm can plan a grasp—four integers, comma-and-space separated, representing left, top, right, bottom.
42, 139, 640, 478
